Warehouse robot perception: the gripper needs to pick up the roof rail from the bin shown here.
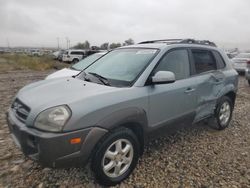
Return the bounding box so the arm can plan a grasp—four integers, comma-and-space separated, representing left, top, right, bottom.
138, 39, 183, 44
138, 38, 217, 47
180, 39, 217, 47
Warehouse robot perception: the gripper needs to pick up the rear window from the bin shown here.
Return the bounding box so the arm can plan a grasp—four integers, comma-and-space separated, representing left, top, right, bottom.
192, 50, 217, 74
71, 51, 85, 55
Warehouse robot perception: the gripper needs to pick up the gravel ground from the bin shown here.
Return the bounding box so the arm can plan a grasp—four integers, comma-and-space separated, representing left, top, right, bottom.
0, 70, 249, 188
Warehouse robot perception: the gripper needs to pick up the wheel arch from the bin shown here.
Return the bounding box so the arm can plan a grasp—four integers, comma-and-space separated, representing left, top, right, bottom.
72, 58, 79, 62
120, 122, 145, 155
96, 107, 148, 155
217, 84, 237, 106
224, 91, 236, 106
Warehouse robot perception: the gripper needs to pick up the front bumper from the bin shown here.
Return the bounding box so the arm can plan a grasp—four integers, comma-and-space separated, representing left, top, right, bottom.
6, 110, 108, 168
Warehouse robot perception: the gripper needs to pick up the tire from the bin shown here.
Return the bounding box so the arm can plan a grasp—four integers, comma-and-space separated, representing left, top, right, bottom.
248, 80, 250, 86
91, 127, 140, 186
72, 59, 79, 64
214, 96, 233, 130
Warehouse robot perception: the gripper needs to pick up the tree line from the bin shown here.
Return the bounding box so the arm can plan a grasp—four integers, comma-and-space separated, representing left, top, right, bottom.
72, 38, 135, 50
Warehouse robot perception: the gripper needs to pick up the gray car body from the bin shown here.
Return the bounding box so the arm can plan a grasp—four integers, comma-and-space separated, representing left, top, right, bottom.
7, 43, 238, 167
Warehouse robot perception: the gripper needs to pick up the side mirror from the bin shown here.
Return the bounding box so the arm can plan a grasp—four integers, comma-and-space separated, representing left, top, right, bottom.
151, 71, 176, 84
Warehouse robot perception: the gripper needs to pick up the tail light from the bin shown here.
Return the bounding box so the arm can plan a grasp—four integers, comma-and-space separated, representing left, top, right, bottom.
247, 61, 250, 65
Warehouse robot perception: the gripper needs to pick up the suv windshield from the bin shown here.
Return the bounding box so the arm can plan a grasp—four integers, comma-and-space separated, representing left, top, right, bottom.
71, 53, 104, 71
83, 48, 158, 87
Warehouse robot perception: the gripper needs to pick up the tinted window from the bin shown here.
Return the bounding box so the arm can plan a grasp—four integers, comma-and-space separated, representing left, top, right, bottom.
213, 51, 226, 69
71, 51, 84, 55
192, 50, 216, 74
154, 49, 190, 80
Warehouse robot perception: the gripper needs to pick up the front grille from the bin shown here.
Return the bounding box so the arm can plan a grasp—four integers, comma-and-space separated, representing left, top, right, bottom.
11, 98, 30, 123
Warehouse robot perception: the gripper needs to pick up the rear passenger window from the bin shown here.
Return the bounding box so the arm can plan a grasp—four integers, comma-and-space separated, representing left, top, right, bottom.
213, 51, 226, 69
71, 51, 84, 55
154, 49, 190, 80
192, 50, 217, 74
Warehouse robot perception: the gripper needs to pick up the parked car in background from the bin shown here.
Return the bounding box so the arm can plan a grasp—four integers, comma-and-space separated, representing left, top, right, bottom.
57, 50, 66, 61
28, 49, 43, 56
246, 62, 250, 86
232, 53, 250, 73
62, 49, 86, 63
226, 52, 236, 59
7, 39, 238, 186
52, 51, 60, 59
46, 52, 107, 79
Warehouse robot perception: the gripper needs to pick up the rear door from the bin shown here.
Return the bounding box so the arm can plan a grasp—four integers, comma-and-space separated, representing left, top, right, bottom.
190, 49, 226, 122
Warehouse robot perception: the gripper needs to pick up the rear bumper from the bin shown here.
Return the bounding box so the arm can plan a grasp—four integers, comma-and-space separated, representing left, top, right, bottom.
6, 110, 108, 168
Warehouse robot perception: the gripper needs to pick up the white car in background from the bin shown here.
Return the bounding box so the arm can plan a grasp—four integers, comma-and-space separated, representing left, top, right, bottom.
246, 62, 250, 86
46, 52, 107, 80
28, 49, 43, 56
231, 53, 250, 73
62, 49, 86, 63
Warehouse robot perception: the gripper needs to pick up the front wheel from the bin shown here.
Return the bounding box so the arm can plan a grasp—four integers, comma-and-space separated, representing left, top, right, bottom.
91, 127, 140, 186
214, 96, 233, 130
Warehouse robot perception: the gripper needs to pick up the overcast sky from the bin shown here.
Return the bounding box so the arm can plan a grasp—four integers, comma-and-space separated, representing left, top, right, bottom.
0, 0, 250, 49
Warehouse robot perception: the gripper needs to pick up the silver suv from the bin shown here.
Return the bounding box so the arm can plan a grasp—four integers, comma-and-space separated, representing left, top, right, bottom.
7, 39, 238, 186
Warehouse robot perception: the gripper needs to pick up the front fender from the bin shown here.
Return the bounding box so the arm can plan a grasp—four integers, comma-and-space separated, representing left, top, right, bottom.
96, 107, 148, 132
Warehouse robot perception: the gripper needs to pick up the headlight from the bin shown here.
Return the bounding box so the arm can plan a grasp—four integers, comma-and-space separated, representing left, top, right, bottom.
34, 105, 71, 132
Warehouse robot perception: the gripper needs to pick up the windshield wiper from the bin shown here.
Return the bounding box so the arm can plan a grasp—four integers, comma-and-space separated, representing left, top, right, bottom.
88, 72, 110, 86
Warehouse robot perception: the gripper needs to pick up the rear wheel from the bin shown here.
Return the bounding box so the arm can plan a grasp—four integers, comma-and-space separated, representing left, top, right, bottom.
248, 80, 250, 86
72, 58, 79, 64
214, 96, 233, 130
91, 127, 140, 186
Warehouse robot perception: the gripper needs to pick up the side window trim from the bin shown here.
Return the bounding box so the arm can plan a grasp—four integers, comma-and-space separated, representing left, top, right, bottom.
187, 48, 196, 75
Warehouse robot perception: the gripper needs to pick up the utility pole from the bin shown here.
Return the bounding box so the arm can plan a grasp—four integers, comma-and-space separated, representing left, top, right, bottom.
65, 37, 70, 49
57, 37, 60, 49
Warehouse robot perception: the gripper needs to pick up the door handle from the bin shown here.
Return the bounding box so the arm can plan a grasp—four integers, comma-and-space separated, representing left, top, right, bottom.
185, 88, 195, 93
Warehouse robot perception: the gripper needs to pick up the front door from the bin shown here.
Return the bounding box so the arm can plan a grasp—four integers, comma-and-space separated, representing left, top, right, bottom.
147, 49, 197, 130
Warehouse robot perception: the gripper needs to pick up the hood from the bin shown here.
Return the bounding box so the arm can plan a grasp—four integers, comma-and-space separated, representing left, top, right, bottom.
17, 77, 117, 110
45, 68, 80, 79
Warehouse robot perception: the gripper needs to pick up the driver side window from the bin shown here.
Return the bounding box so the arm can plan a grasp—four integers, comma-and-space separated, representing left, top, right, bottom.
154, 49, 190, 80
